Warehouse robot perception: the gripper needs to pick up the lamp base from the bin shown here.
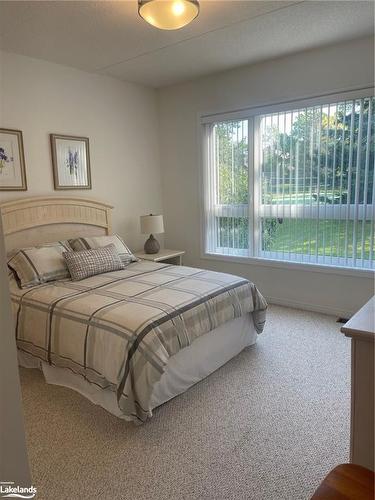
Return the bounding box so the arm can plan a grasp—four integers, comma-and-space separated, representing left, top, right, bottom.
144, 234, 160, 254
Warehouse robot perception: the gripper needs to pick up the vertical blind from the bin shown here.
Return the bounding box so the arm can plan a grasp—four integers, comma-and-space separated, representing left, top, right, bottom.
205, 120, 250, 256
204, 95, 375, 270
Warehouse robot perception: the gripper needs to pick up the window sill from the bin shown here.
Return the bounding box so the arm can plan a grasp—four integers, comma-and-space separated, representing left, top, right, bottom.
201, 252, 375, 278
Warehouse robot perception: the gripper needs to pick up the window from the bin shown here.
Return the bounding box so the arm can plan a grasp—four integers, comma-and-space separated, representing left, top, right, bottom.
203, 94, 375, 270
205, 120, 250, 256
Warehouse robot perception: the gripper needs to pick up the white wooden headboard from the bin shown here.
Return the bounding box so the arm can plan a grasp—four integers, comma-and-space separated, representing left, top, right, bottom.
0, 196, 113, 251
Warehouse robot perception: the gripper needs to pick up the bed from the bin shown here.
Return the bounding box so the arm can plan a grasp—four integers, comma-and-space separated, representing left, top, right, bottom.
2, 196, 267, 423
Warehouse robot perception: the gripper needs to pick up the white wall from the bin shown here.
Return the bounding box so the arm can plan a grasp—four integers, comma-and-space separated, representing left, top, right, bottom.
0, 216, 31, 489
158, 37, 375, 317
0, 54, 31, 490
0, 51, 163, 251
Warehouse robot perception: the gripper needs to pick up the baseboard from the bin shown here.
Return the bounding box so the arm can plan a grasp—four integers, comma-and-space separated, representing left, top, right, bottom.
265, 295, 354, 318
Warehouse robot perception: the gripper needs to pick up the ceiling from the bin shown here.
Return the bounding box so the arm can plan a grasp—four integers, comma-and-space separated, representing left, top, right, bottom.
0, 1, 373, 88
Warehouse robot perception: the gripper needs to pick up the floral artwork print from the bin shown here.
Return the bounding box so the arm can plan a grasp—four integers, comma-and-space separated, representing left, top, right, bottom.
66, 149, 79, 177
51, 134, 91, 190
0, 129, 27, 190
0, 147, 13, 173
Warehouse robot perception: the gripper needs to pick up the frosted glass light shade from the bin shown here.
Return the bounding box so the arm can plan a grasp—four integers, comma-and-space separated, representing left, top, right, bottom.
140, 214, 164, 234
138, 0, 199, 30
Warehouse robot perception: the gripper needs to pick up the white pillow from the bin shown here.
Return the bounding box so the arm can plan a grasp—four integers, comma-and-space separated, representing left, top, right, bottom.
68, 234, 138, 266
7, 241, 72, 288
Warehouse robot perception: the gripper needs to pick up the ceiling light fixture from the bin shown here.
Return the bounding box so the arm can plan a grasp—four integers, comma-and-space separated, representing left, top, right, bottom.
138, 0, 200, 30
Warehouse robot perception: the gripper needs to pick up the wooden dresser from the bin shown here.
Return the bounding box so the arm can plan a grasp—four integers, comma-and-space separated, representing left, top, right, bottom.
341, 297, 374, 471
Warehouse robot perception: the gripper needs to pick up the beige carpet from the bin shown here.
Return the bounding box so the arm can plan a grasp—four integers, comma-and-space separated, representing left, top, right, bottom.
20, 305, 350, 500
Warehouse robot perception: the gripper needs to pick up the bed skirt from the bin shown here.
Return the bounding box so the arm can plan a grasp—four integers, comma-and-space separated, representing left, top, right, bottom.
18, 313, 257, 420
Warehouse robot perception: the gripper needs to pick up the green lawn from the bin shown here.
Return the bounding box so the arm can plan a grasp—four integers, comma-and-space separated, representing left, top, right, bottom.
263, 218, 373, 260
217, 217, 374, 261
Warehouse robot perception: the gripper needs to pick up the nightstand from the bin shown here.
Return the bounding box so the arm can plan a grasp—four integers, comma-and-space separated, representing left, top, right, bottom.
134, 249, 185, 266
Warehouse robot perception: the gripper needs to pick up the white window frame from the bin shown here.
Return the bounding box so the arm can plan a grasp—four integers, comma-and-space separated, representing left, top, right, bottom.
199, 86, 375, 278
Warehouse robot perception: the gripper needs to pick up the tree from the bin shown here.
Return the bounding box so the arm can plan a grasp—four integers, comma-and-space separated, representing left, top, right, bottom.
261, 97, 374, 204
215, 122, 248, 205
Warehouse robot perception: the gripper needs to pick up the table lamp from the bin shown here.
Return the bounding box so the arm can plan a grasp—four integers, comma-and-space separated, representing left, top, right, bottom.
140, 214, 164, 254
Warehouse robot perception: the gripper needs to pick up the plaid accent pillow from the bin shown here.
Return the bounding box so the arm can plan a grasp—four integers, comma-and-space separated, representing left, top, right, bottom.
7, 241, 72, 289
68, 234, 137, 266
63, 244, 124, 281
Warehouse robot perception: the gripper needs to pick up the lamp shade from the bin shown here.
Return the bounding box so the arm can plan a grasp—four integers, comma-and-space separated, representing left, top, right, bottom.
138, 0, 199, 30
140, 214, 164, 235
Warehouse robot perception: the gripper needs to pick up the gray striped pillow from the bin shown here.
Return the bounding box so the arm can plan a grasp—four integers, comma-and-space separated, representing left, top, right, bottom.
68, 234, 137, 266
7, 241, 72, 288
63, 244, 124, 281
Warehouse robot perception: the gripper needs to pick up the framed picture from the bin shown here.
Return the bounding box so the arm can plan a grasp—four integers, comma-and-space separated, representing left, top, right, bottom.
0, 128, 27, 191
50, 134, 92, 190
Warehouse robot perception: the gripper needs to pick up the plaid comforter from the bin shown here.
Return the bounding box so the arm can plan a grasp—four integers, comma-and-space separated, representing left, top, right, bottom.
10, 260, 267, 422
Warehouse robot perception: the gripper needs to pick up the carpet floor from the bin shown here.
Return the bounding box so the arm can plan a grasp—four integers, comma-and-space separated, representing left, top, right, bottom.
20, 305, 350, 500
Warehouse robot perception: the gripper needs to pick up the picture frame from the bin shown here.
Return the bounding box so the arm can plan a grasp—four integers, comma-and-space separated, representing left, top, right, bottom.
0, 128, 27, 191
50, 134, 92, 190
